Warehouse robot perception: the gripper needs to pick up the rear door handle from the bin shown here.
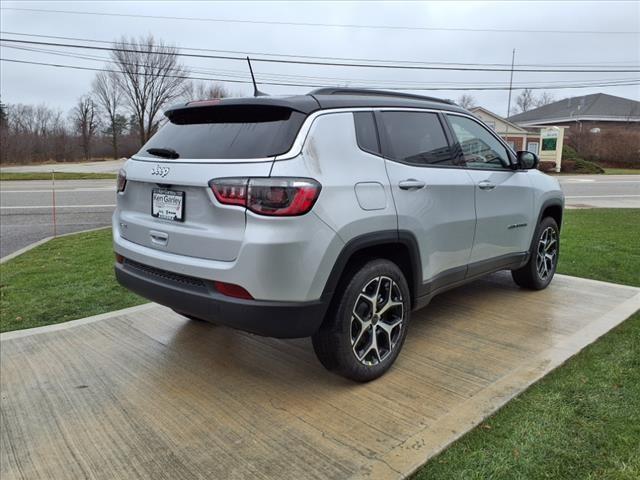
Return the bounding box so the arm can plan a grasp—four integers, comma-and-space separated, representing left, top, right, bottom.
398, 179, 426, 191
478, 180, 496, 191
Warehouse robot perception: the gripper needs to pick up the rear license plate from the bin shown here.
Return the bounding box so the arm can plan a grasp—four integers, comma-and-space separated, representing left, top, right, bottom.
152, 189, 185, 222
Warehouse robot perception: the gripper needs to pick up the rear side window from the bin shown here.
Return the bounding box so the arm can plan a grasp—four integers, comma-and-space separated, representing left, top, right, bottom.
378, 111, 453, 166
138, 105, 306, 160
353, 112, 381, 156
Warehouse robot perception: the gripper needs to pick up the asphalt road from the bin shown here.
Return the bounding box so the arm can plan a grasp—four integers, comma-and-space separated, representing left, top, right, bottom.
0, 180, 116, 258
1, 159, 125, 174
558, 174, 640, 209
1, 174, 638, 259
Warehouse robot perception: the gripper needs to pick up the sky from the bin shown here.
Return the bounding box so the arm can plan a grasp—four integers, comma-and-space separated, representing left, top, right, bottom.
1, 0, 639, 117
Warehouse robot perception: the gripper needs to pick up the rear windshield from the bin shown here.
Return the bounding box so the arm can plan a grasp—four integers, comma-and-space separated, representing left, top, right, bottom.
137, 105, 306, 160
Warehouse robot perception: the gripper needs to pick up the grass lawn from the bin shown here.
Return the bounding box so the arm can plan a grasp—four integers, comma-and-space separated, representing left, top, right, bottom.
603, 168, 640, 175
0, 172, 117, 181
0, 229, 144, 333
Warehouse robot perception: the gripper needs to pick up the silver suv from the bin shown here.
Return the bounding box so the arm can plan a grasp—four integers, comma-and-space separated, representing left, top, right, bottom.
114, 88, 564, 381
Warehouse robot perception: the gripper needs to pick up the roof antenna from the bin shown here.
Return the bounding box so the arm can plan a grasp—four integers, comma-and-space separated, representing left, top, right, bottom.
247, 56, 267, 97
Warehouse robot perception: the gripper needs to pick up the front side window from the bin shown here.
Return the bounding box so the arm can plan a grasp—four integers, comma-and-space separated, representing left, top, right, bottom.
447, 115, 511, 170
378, 111, 453, 166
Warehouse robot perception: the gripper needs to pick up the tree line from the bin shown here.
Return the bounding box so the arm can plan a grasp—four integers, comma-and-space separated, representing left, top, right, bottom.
0, 35, 228, 165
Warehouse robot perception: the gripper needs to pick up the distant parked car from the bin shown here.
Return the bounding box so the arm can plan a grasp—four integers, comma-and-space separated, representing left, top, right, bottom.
114, 88, 564, 381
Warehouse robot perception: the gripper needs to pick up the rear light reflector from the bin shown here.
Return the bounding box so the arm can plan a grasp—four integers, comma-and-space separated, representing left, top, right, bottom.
209, 177, 321, 216
115, 253, 125, 264
213, 281, 253, 299
116, 169, 127, 192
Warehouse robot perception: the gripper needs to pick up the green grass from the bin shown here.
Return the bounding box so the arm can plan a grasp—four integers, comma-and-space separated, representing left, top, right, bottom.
603, 168, 640, 175
0, 229, 144, 333
0, 172, 117, 181
557, 209, 640, 287
415, 209, 640, 479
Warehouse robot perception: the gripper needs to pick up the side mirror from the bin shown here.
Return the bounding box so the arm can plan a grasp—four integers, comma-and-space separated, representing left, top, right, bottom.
516, 151, 539, 170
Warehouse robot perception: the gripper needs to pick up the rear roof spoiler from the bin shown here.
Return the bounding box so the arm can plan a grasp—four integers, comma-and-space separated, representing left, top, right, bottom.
164, 96, 321, 119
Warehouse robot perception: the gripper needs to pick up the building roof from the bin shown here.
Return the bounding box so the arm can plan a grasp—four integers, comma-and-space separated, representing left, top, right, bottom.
507, 93, 640, 125
166, 88, 467, 118
470, 106, 528, 133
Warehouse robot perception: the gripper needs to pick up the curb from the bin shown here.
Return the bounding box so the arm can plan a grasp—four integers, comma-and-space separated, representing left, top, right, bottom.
0, 226, 111, 264
0, 303, 154, 341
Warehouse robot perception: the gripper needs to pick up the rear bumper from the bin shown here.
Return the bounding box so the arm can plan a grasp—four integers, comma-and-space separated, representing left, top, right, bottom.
115, 260, 330, 338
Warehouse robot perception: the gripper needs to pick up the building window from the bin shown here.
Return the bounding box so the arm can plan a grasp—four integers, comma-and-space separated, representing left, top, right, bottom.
527, 142, 539, 155
506, 140, 516, 150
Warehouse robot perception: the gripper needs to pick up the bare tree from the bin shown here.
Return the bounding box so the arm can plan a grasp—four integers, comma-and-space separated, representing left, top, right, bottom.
110, 35, 189, 146
516, 89, 536, 113
535, 91, 555, 107
457, 94, 477, 109
92, 71, 123, 159
181, 81, 229, 102
72, 96, 99, 160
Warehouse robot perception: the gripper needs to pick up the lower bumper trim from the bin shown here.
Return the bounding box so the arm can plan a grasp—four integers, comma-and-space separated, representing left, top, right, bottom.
115, 262, 330, 338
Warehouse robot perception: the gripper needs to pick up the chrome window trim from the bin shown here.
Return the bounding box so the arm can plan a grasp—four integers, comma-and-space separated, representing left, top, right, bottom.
276, 107, 449, 161
130, 106, 510, 165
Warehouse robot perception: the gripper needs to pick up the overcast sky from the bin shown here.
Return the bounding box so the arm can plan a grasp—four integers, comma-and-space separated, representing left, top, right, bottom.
1, 0, 639, 117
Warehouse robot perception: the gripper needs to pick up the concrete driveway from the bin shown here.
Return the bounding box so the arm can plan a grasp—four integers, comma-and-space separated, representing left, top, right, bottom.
2, 273, 638, 480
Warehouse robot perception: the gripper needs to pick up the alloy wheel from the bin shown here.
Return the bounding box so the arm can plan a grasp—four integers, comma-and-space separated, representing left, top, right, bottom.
536, 226, 558, 281
350, 276, 404, 366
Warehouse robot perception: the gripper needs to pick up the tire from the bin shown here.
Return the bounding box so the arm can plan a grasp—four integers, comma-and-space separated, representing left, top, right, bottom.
312, 259, 411, 382
511, 216, 560, 290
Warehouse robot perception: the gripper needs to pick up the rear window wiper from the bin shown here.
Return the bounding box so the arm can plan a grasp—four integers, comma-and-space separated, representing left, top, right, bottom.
147, 147, 180, 159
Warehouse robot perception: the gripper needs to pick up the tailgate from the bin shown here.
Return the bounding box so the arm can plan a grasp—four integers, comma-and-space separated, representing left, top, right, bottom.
116, 159, 272, 261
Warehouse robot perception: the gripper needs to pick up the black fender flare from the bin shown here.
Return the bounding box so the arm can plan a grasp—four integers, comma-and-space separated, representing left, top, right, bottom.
321, 229, 422, 304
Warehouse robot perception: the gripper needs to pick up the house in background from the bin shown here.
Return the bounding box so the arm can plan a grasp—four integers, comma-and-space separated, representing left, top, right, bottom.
507, 93, 640, 135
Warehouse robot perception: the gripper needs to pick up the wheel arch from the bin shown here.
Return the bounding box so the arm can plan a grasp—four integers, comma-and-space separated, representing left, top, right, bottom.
321, 230, 422, 309
526, 198, 564, 257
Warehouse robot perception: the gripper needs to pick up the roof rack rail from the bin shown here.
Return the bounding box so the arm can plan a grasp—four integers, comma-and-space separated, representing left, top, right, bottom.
309, 87, 456, 105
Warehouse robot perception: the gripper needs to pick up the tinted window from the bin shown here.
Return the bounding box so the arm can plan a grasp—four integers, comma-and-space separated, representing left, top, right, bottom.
138, 105, 305, 160
353, 112, 381, 155
446, 115, 510, 170
379, 112, 452, 166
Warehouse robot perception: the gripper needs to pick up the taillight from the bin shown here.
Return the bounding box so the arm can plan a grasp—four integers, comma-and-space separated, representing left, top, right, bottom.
209, 177, 321, 216
213, 281, 253, 299
116, 169, 127, 192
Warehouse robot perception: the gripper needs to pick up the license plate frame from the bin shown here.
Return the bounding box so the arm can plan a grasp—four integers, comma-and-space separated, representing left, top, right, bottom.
151, 189, 185, 222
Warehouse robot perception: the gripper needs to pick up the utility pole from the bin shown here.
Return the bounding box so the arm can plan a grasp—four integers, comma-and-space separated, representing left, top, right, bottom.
506, 48, 516, 118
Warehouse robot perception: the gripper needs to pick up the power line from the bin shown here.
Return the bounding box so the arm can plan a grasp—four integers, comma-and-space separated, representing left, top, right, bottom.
3, 57, 639, 91
3, 37, 640, 73
4, 42, 638, 89
3, 30, 639, 68
2, 7, 638, 35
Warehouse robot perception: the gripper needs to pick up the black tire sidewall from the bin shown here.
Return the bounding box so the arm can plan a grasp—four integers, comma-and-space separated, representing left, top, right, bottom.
528, 217, 560, 289
316, 259, 411, 382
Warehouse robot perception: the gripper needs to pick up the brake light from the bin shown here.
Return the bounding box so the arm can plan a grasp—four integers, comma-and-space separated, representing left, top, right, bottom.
213, 281, 253, 299
209, 178, 321, 216
116, 169, 127, 192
